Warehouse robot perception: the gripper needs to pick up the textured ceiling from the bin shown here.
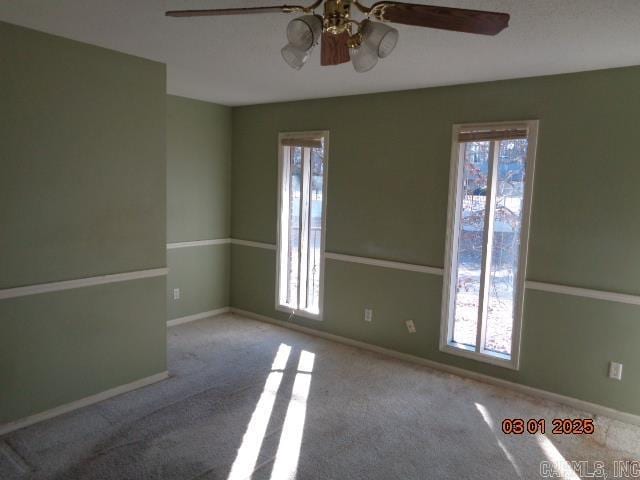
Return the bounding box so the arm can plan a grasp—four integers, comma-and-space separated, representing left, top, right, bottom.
2, 0, 640, 105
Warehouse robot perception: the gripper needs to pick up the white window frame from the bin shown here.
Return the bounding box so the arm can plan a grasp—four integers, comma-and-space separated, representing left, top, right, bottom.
275, 131, 329, 321
440, 120, 539, 370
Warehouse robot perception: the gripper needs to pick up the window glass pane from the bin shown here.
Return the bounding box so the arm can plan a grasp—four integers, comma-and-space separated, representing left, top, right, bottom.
305, 146, 324, 313
278, 136, 327, 316
484, 139, 528, 355
286, 147, 302, 307
452, 141, 490, 347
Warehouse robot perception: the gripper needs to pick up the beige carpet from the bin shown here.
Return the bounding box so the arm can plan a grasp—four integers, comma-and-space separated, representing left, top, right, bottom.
0, 313, 636, 479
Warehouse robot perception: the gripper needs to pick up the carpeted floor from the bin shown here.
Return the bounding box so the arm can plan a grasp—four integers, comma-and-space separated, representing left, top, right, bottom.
0, 313, 636, 479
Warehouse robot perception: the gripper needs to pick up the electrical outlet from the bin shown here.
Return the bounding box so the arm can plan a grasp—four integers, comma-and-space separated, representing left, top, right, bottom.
364, 308, 373, 322
173, 288, 180, 300
609, 361, 623, 380
405, 320, 416, 333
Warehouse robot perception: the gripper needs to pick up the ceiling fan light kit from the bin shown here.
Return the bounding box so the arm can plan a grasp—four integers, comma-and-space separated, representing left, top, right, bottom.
286, 15, 323, 50
281, 43, 311, 69
348, 20, 391, 72
281, 14, 323, 69
166, 0, 510, 72
349, 40, 377, 72
362, 20, 399, 58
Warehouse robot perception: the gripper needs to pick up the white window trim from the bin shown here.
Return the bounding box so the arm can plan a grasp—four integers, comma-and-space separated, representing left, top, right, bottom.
275, 130, 330, 321
440, 120, 539, 370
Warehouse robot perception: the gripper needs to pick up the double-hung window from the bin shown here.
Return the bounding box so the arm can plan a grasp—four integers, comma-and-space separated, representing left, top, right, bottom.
276, 131, 329, 320
441, 121, 538, 369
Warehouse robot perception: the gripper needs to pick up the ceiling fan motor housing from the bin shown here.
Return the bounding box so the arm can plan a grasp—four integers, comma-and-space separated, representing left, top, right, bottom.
323, 0, 352, 34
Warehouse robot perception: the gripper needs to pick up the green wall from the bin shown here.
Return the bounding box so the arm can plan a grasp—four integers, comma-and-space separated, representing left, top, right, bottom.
231, 66, 640, 416
166, 95, 231, 320
0, 22, 167, 424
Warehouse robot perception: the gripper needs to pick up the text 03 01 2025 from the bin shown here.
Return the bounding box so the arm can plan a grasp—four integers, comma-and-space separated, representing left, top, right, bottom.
501, 418, 594, 435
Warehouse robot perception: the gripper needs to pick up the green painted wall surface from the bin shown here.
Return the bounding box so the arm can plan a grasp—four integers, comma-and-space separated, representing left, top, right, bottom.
231, 66, 640, 416
167, 245, 230, 320
167, 95, 231, 243
0, 279, 167, 423
0, 22, 166, 288
166, 95, 231, 319
0, 22, 167, 423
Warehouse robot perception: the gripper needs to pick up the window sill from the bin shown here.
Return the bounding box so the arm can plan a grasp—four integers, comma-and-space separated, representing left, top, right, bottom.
440, 341, 519, 370
276, 304, 323, 322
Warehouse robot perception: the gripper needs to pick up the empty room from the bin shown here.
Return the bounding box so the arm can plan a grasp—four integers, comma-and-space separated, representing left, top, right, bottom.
2, 1, 640, 479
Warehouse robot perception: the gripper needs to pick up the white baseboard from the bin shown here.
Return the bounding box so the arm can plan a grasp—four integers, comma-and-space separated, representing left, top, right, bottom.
230, 307, 640, 428
167, 307, 230, 327
0, 371, 169, 436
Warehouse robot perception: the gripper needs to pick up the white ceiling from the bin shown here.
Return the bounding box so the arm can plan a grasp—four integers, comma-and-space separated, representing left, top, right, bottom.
2, 0, 640, 106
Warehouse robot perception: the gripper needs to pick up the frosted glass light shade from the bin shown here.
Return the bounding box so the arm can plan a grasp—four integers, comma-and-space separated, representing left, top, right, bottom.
286, 15, 323, 51
350, 20, 399, 72
362, 20, 399, 58
349, 43, 378, 73
281, 43, 310, 70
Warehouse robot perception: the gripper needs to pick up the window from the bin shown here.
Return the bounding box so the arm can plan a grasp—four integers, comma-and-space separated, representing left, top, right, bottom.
441, 121, 538, 369
276, 131, 329, 320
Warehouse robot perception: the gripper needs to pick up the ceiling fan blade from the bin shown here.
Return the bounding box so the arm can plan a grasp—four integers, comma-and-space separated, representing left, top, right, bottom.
321, 31, 350, 66
166, 5, 303, 17
369, 2, 509, 35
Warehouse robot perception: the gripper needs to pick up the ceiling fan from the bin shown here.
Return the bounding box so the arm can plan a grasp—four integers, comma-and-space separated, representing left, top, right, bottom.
166, 0, 510, 72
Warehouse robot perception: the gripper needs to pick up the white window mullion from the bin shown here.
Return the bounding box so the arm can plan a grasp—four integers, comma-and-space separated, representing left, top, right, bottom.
446, 144, 467, 345
297, 147, 311, 310
290, 148, 300, 308
280, 147, 292, 307
475, 140, 499, 353
304, 149, 315, 310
